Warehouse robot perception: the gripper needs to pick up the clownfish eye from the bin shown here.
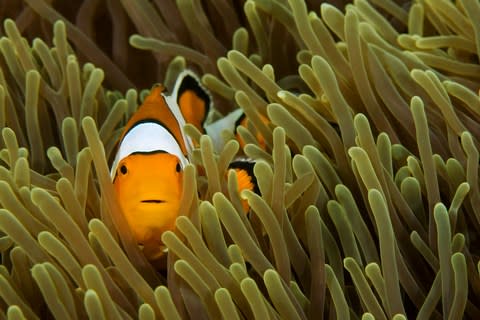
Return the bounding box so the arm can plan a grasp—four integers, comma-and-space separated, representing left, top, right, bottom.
175, 162, 181, 173
120, 165, 128, 175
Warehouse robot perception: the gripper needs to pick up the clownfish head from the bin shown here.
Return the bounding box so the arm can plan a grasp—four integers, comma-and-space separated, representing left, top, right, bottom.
113, 151, 183, 246
111, 70, 211, 257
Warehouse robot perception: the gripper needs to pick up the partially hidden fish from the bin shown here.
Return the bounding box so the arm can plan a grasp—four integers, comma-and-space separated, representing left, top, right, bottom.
204, 108, 269, 153
111, 70, 258, 261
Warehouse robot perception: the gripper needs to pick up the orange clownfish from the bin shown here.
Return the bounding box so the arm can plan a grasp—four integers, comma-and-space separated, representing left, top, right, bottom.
111, 70, 260, 262
111, 70, 211, 259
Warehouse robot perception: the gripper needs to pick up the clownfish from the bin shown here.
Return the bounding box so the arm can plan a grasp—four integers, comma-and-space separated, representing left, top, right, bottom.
111, 70, 211, 259
111, 70, 258, 261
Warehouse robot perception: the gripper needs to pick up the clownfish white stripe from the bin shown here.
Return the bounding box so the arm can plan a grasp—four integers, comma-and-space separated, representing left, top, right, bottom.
204, 108, 244, 153
110, 121, 188, 178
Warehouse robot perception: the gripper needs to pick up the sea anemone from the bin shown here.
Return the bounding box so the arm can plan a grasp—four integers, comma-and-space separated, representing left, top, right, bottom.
0, 0, 479, 319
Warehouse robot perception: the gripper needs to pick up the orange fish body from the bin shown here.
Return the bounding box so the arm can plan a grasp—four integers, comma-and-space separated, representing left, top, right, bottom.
111, 70, 260, 262
111, 71, 209, 260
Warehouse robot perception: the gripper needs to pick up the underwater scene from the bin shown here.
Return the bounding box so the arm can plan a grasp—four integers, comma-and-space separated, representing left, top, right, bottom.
0, 0, 479, 319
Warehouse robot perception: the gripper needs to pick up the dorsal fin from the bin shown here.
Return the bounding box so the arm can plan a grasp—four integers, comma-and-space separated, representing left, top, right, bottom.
173, 70, 212, 133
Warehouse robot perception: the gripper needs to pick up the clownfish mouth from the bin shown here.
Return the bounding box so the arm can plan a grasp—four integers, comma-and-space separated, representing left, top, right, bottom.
141, 199, 166, 203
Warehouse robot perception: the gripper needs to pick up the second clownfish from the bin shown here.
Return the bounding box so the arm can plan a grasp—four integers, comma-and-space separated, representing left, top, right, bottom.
111, 70, 257, 261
